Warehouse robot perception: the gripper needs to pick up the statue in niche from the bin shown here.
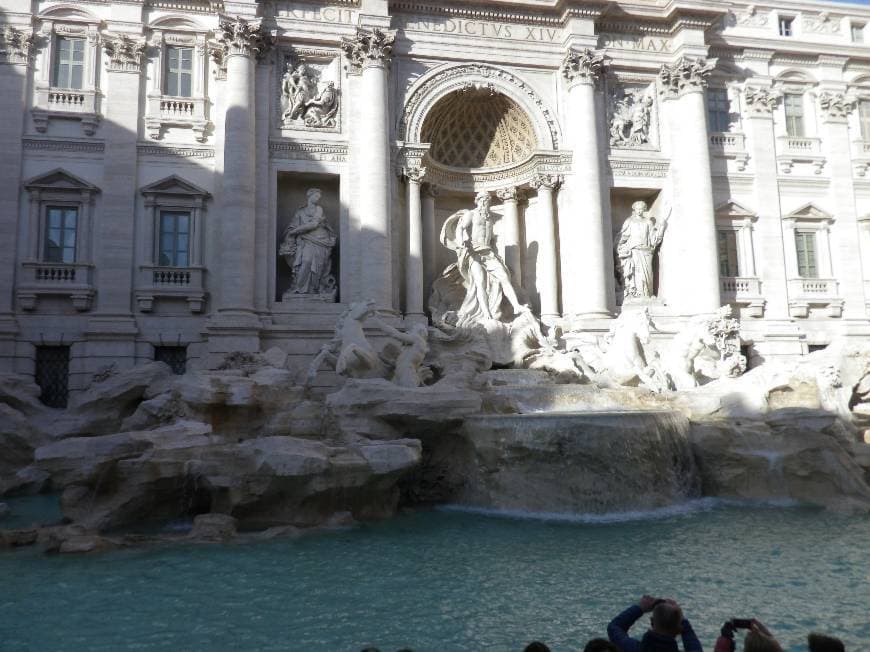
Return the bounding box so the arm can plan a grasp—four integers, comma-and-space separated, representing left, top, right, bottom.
281, 62, 339, 128
279, 187, 337, 298
615, 200, 670, 300
610, 89, 654, 147
436, 191, 529, 328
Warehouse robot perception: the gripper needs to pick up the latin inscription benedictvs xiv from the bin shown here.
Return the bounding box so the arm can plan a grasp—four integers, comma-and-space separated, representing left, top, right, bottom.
400, 16, 561, 42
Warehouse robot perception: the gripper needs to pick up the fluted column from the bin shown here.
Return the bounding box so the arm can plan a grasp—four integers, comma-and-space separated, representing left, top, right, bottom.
404, 166, 425, 320
422, 184, 438, 307
531, 174, 562, 323
342, 28, 395, 309
560, 48, 612, 318
214, 18, 270, 327
660, 57, 721, 315
495, 187, 523, 283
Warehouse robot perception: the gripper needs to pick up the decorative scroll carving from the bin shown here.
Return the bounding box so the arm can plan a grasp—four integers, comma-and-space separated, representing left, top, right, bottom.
216, 16, 273, 60
659, 57, 714, 99
341, 27, 395, 73
561, 47, 606, 85
281, 61, 339, 128
102, 33, 147, 73
743, 86, 781, 115
495, 187, 520, 202
1, 26, 34, 64
609, 85, 655, 147
818, 91, 855, 120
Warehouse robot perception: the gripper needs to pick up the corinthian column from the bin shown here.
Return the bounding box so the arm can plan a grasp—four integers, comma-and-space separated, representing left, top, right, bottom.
659, 57, 721, 315
422, 184, 439, 307
560, 48, 613, 318
495, 187, 523, 283
403, 166, 426, 321
342, 28, 395, 309
530, 174, 562, 323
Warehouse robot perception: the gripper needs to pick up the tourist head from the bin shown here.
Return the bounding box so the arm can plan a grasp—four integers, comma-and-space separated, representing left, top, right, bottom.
807, 633, 845, 652
583, 638, 619, 652
744, 630, 783, 652
631, 200, 648, 217
306, 187, 322, 204
522, 642, 551, 652
650, 600, 683, 637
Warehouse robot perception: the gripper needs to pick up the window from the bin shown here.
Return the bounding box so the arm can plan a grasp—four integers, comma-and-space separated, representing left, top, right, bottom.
779, 16, 794, 36
795, 230, 818, 278
35, 345, 70, 408
44, 206, 78, 263
165, 46, 193, 97
783, 94, 805, 137
853, 23, 865, 43
859, 100, 870, 140
154, 346, 187, 375
53, 36, 85, 89
707, 89, 731, 132
158, 211, 191, 267
717, 229, 740, 277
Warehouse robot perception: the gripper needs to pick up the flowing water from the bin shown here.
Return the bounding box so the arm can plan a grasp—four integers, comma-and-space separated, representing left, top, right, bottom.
2, 500, 869, 652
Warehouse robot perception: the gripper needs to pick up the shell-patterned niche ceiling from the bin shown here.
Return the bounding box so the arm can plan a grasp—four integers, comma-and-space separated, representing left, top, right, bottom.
420, 89, 538, 169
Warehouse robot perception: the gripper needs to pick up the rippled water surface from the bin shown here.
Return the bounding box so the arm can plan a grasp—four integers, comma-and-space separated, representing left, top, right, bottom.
2, 502, 869, 651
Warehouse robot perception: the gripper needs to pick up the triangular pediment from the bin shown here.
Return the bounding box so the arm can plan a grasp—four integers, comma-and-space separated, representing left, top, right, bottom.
784, 202, 833, 221
140, 175, 210, 198
25, 169, 100, 192
715, 200, 756, 219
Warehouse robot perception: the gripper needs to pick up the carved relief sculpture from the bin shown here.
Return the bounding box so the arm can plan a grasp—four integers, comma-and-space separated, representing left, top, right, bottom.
279, 188, 337, 299
609, 86, 654, 147
281, 62, 339, 128
615, 200, 669, 300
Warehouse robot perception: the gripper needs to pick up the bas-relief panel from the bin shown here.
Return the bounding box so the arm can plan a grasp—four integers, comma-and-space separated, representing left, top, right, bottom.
606, 79, 658, 151
276, 48, 342, 134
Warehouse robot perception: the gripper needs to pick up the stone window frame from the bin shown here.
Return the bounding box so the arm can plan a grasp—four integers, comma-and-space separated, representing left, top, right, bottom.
17, 169, 100, 312
136, 175, 210, 313
773, 71, 824, 173
715, 201, 764, 317
32, 6, 102, 136
846, 75, 870, 173
144, 17, 210, 142
706, 71, 749, 171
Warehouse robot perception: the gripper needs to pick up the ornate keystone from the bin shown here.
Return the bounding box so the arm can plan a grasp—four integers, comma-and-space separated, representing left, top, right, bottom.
102, 33, 147, 73
1, 26, 34, 65
560, 48, 607, 85
216, 16, 273, 61
743, 86, 781, 115
659, 57, 715, 99
341, 27, 395, 73
818, 91, 855, 121
530, 173, 563, 191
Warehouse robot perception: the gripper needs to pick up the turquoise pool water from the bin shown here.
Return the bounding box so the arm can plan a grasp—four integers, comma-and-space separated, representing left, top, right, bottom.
2, 501, 868, 651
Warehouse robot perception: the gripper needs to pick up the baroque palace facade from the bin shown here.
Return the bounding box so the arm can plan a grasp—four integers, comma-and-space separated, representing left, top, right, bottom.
2, 0, 870, 401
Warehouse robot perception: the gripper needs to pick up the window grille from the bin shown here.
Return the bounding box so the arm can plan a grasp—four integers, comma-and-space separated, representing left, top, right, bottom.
717, 230, 740, 277
35, 345, 70, 408
707, 89, 731, 133
166, 46, 194, 98
158, 211, 191, 267
795, 231, 818, 278
44, 206, 78, 263
783, 94, 805, 137
54, 37, 85, 89
155, 346, 187, 375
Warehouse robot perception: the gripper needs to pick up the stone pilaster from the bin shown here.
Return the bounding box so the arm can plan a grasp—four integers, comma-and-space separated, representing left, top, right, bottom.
342, 27, 395, 309
403, 166, 426, 320
530, 174, 562, 323
818, 90, 865, 318
207, 17, 272, 355
659, 57, 721, 315
743, 85, 790, 319
495, 187, 523, 285
0, 26, 33, 369
560, 47, 612, 318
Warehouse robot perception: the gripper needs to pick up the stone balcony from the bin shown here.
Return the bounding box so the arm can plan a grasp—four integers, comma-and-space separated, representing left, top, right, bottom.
776, 136, 825, 174
145, 94, 209, 142
851, 140, 870, 177
135, 265, 206, 313
708, 132, 749, 171
16, 261, 95, 311
32, 86, 100, 136
720, 276, 765, 317
787, 277, 843, 318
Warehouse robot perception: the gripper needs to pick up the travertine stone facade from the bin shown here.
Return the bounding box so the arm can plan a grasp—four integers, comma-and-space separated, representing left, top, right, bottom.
3, 0, 870, 397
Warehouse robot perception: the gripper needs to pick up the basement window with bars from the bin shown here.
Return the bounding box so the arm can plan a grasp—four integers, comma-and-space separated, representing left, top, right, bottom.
35, 345, 70, 408
154, 345, 187, 375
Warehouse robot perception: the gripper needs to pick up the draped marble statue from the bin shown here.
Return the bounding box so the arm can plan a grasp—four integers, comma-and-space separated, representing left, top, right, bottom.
279, 188, 337, 298
615, 200, 669, 300
435, 191, 528, 327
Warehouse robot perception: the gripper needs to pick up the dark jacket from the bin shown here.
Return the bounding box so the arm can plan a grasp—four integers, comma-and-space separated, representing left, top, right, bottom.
607, 604, 703, 652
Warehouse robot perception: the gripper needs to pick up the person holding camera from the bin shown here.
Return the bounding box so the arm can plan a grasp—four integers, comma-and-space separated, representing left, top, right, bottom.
607, 595, 702, 652
714, 619, 782, 652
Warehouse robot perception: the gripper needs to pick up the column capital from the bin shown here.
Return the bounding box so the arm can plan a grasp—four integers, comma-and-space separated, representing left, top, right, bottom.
496, 187, 523, 202
818, 91, 855, 123
743, 85, 781, 117
403, 166, 427, 183
216, 16, 273, 61
659, 56, 715, 99
0, 26, 34, 65
560, 47, 607, 86
341, 27, 395, 74
530, 173, 563, 191
102, 33, 147, 73
422, 183, 439, 198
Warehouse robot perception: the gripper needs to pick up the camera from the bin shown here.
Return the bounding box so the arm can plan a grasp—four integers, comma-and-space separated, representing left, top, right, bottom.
730, 619, 753, 630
